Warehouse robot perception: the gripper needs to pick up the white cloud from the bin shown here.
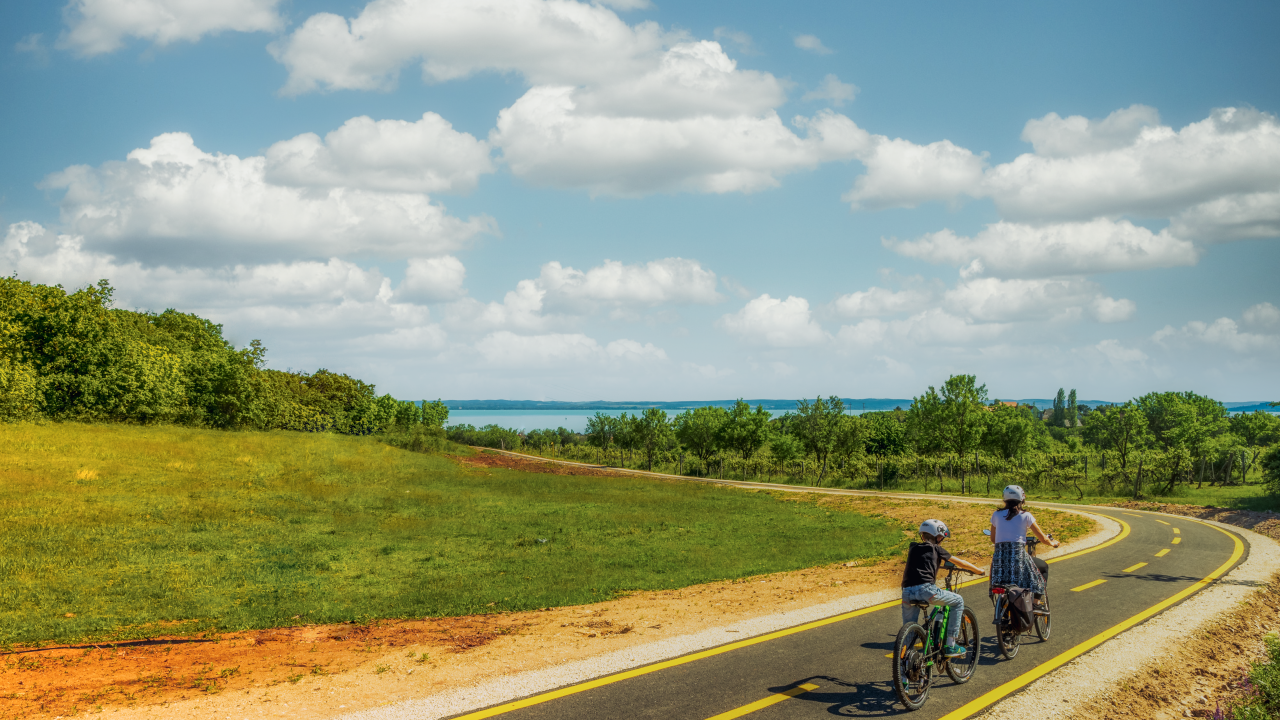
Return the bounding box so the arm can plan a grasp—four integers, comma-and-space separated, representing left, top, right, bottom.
270, 0, 670, 95
1094, 339, 1148, 364
265, 113, 493, 194
793, 34, 831, 55
1153, 317, 1279, 354
719, 294, 828, 347
493, 89, 868, 195
474, 331, 666, 368
943, 277, 1134, 323
844, 137, 987, 210
987, 107, 1280, 221
837, 309, 1009, 348
60, 0, 282, 57
1169, 190, 1280, 242
1020, 104, 1161, 158
42, 132, 495, 265
886, 219, 1199, 278
15, 33, 49, 63
538, 257, 721, 308
802, 74, 857, 107
1243, 302, 1280, 329
398, 256, 467, 303
833, 286, 934, 318
446, 281, 548, 333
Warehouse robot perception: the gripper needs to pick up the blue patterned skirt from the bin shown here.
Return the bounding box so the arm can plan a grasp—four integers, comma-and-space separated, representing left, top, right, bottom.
990, 542, 1045, 594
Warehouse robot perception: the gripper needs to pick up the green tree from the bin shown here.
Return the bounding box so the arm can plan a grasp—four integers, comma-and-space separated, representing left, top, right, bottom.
585, 412, 618, 458
1067, 389, 1078, 427
1083, 403, 1150, 476
791, 396, 847, 485
769, 432, 802, 464
716, 400, 773, 459
1135, 391, 1228, 458
1232, 410, 1280, 448
936, 375, 989, 456
1261, 445, 1280, 496
633, 407, 673, 471
1053, 388, 1066, 427
863, 411, 907, 456
673, 406, 728, 465
982, 404, 1037, 459
832, 414, 867, 465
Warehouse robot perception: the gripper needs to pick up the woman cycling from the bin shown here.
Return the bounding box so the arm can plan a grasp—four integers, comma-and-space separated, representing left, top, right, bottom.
988, 485, 1057, 596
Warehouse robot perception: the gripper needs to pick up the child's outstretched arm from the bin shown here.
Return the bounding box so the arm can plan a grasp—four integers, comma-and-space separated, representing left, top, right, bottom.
948, 557, 986, 576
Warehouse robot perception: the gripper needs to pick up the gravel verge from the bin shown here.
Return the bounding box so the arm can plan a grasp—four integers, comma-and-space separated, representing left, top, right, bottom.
337, 509, 1118, 720
975, 517, 1280, 720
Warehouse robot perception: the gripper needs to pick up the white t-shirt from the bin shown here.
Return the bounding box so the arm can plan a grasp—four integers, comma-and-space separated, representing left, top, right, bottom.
991, 509, 1036, 544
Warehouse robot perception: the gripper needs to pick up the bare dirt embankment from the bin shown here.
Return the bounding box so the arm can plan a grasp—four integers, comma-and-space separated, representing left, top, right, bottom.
0, 451, 1095, 720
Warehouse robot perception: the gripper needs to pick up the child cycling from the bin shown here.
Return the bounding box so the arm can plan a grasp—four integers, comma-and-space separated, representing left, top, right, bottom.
988, 485, 1058, 596
901, 519, 986, 657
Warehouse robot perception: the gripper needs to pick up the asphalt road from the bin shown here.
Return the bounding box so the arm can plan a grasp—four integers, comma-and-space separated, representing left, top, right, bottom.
442, 495, 1246, 720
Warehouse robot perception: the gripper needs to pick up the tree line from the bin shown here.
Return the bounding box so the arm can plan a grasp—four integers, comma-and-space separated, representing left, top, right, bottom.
454, 375, 1280, 497
0, 277, 447, 434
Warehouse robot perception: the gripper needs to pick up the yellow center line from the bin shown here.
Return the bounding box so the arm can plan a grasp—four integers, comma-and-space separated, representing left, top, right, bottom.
1071, 579, 1107, 592
1155, 548, 1170, 557
445, 517, 1131, 720
1123, 562, 1147, 572
938, 518, 1244, 720
1122, 512, 1141, 517
1154, 519, 1171, 525
704, 683, 818, 720
1173, 528, 1180, 534
1172, 537, 1181, 544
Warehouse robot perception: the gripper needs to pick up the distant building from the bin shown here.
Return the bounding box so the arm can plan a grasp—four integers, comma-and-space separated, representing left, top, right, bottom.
1041, 409, 1054, 422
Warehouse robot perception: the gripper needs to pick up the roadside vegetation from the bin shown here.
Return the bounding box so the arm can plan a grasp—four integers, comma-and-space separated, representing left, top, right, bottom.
462, 378, 1280, 510
0, 422, 908, 647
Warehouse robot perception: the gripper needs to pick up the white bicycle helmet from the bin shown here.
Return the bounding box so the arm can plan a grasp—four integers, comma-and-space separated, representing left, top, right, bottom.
1002, 484, 1026, 501
919, 519, 950, 539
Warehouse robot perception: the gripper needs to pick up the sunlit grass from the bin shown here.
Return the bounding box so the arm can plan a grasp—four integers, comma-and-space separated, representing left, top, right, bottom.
0, 422, 906, 646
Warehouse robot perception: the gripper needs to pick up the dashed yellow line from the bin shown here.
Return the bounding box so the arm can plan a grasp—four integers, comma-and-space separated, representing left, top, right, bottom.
1071, 579, 1107, 592
1173, 528, 1180, 534
1154, 519, 1171, 526
1123, 562, 1147, 572
703, 683, 818, 719
1155, 549, 1170, 557
1122, 513, 1141, 517
1172, 538, 1181, 545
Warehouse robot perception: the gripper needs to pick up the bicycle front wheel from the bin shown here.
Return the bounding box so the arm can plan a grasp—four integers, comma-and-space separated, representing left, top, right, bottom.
892, 623, 932, 710
946, 608, 980, 683
1034, 593, 1052, 641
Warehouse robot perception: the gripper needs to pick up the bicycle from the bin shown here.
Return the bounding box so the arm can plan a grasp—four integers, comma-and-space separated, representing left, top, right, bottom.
891, 562, 980, 711
985, 532, 1053, 659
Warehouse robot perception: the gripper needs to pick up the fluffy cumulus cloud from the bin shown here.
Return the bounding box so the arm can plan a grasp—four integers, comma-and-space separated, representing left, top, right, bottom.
1153, 317, 1279, 354
886, 219, 1198, 278
837, 309, 1008, 349
397, 256, 467, 302
1243, 302, 1280, 329
60, 0, 282, 56
265, 113, 493, 194
844, 138, 987, 210
474, 331, 666, 368
42, 132, 495, 265
719, 294, 828, 347
942, 277, 1134, 323
274, 0, 874, 196
538, 257, 721, 309
832, 286, 934, 318
849, 105, 1280, 240
793, 34, 831, 55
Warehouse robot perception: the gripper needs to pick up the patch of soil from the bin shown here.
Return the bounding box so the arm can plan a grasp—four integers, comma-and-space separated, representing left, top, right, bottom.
1104, 501, 1280, 543
0, 456, 1096, 720
1066, 572, 1280, 720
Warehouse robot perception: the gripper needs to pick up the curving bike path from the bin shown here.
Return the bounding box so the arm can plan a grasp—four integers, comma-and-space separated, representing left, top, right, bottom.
437, 450, 1248, 720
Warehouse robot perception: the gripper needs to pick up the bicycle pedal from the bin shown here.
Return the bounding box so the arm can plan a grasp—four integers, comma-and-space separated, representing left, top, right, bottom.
1032, 610, 1050, 616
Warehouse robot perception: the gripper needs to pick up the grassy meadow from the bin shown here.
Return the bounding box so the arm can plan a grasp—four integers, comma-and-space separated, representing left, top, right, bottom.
0, 423, 907, 646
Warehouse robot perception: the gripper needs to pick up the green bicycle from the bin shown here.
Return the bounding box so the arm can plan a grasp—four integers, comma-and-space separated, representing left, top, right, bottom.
891, 562, 981, 711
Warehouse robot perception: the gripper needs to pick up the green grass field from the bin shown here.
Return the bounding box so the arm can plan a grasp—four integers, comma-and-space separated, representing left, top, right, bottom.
0, 423, 907, 646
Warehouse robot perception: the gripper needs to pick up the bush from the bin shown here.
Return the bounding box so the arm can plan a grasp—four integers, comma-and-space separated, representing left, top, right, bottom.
1261, 446, 1280, 496
1231, 634, 1280, 719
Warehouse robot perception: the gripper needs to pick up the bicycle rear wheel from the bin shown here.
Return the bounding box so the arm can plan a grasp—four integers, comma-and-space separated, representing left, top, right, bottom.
1034, 592, 1052, 641
892, 623, 932, 710
945, 608, 980, 683
994, 598, 1020, 659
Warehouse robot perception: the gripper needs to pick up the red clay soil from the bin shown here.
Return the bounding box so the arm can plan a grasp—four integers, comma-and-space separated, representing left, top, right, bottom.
0, 616, 521, 719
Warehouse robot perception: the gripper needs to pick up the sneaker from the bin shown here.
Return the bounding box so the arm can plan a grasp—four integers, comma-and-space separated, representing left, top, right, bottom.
943, 644, 966, 658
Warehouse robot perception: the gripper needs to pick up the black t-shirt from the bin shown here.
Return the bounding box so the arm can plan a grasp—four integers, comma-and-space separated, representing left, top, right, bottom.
902, 541, 953, 588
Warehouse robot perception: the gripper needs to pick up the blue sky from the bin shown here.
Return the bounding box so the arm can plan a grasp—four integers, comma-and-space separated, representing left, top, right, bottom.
2, 0, 1278, 402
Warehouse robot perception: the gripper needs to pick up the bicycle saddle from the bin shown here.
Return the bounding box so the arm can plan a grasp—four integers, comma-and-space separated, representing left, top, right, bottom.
908, 600, 931, 608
